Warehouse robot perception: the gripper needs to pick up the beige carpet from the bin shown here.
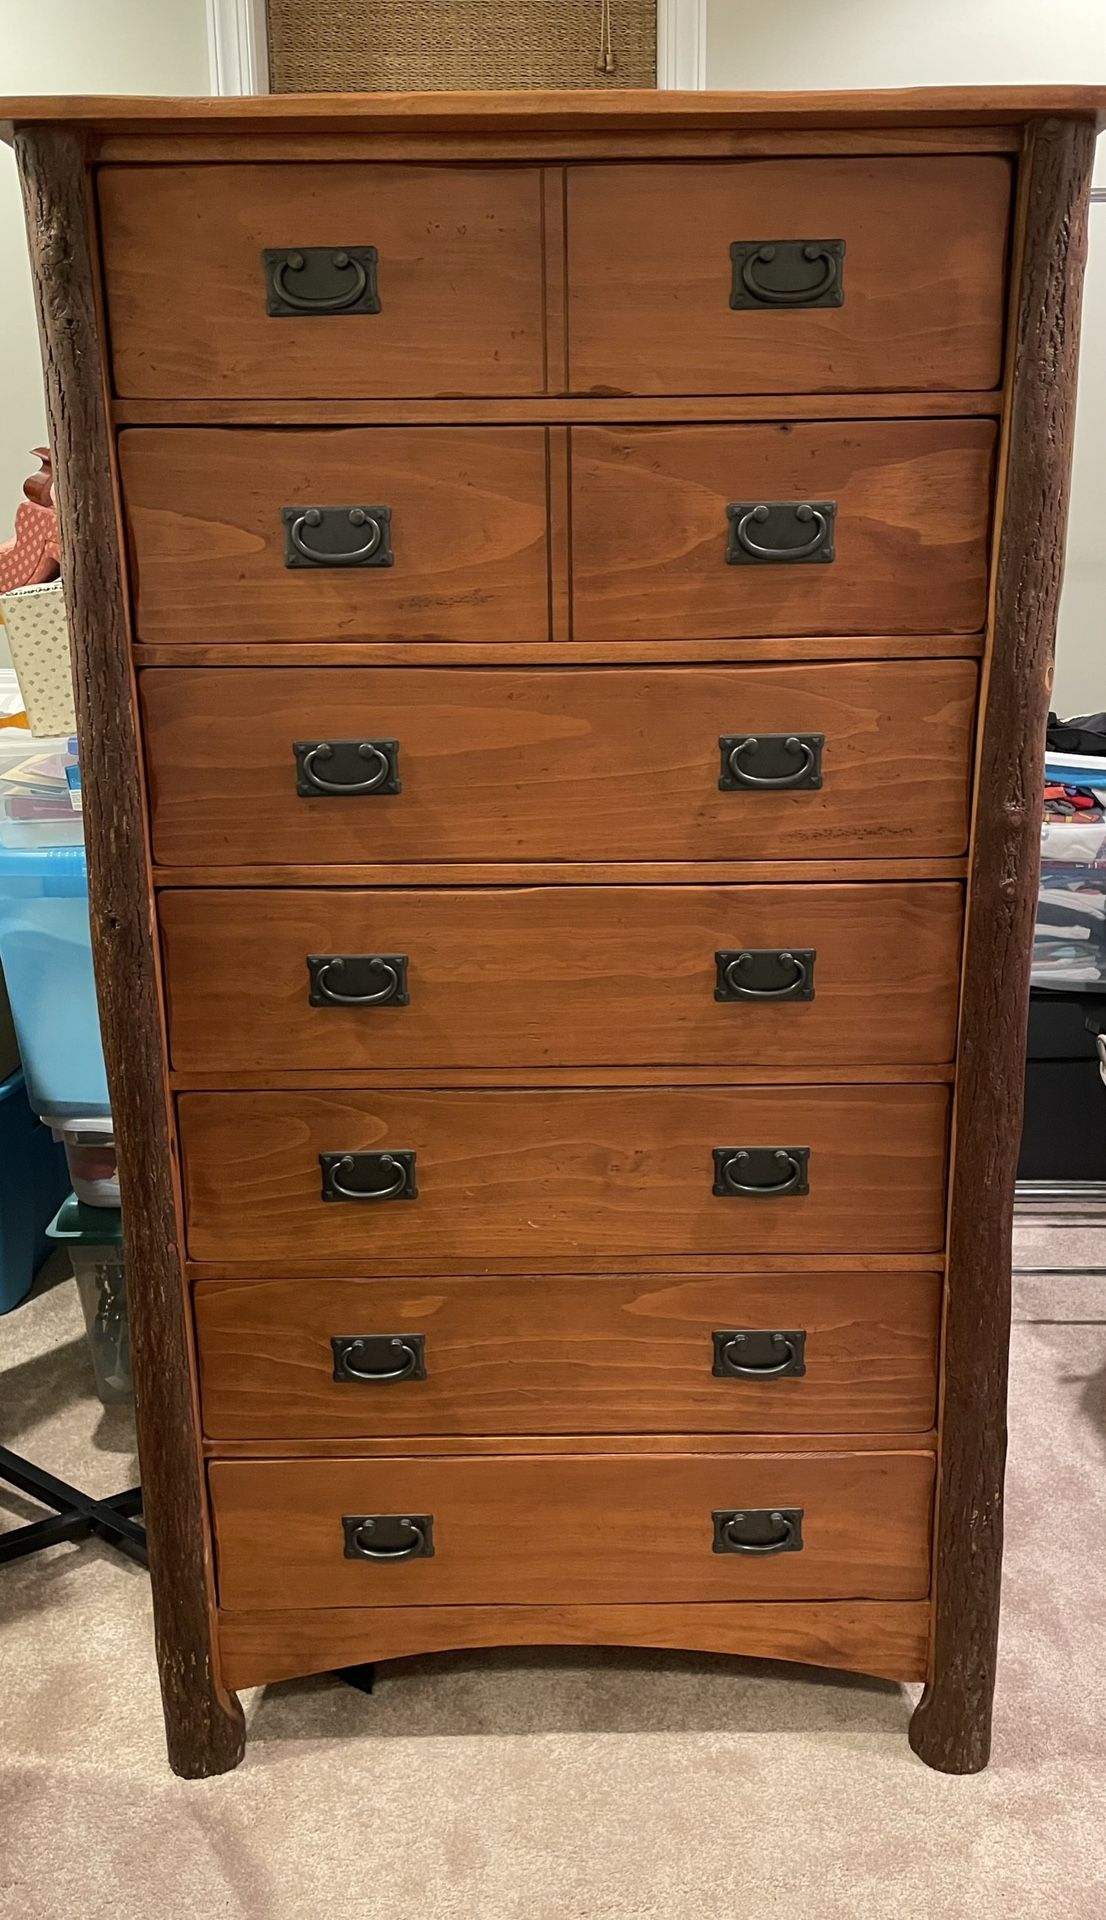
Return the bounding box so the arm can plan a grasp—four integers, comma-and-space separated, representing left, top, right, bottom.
3, 1230, 1106, 1920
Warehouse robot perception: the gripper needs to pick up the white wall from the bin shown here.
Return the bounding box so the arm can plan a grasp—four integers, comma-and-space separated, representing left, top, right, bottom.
706, 0, 1106, 715
0, 0, 210, 662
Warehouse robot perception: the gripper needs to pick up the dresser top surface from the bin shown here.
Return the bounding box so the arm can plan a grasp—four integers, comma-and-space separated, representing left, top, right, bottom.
3, 85, 1106, 143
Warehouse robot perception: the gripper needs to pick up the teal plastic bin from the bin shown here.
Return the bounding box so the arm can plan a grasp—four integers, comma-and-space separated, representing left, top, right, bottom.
0, 845, 109, 1118
0, 1067, 69, 1313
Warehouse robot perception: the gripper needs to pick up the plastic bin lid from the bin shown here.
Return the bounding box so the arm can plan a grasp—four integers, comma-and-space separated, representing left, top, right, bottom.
0, 842, 88, 890
46, 1193, 123, 1246
0, 1066, 28, 1105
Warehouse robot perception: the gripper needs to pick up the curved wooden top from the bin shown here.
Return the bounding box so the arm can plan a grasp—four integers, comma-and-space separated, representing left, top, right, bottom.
2, 86, 1106, 143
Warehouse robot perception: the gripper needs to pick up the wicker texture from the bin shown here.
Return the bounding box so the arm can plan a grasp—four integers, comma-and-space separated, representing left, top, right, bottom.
267, 1, 657, 93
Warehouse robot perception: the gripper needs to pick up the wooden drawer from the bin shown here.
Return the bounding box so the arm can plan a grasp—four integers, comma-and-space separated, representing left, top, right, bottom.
570, 420, 995, 642
209, 1449, 935, 1608
567, 157, 1011, 396
120, 428, 549, 645
99, 164, 546, 399
141, 661, 977, 867
195, 1270, 942, 1439
161, 883, 963, 1072
178, 1084, 949, 1266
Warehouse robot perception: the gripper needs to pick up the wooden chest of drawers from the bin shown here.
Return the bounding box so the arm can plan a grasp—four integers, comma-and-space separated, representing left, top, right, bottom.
6, 84, 1102, 1779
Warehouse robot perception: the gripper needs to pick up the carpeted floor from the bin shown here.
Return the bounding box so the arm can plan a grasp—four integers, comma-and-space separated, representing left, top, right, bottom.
3, 1228, 1106, 1919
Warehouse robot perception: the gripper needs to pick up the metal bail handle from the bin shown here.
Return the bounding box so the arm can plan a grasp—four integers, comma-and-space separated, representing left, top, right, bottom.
719, 950, 810, 1000
742, 243, 839, 305
726, 736, 817, 789
735, 501, 831, 562
320, 1151, 417, 1203
343, 1514, 434, 1562
290, 506, 384, 567
714, 1331, 805, 1379
333, 1336, 424, 1383
297, 741, 396, 795
309, 955, 408, 1006
716, 1509, 801, 1555
273, 249, 369, 311
713, 1147, 810, 1198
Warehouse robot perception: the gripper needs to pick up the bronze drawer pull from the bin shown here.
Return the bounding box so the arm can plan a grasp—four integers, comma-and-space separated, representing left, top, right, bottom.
307, 954, 410, 1007
331, 1335, 426, 1383
319, 1151, 418, 1203
263, 244, 381, 317
719, 733, 824, 792
726, 500, 836, 565
282, 504, 393, 569
729, 238, 844, 310
342, 1515, 434, 1562
293, 739, 401, 796
712, 1330, 807, 1380
712, 1508, 804, 1555
715, 949, 815, 1002
712, 1147, 810, 1197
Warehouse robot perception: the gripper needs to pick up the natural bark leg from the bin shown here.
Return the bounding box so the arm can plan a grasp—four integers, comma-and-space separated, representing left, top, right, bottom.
909, 115, 1096, 1776
14, 125, 244, 1779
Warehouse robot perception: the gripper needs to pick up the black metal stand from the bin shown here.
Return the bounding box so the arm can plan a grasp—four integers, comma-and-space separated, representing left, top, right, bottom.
0, 1443, 147, 1566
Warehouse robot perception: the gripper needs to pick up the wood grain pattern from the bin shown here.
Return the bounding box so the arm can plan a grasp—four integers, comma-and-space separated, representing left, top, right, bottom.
217, 1599, 930, 1688
13, 127, 244, 1778
910, 117, 1098, 1776
202, 1427, 936, 1460
159, 882, 963, 1072
112, 394, 1006, 427
194, 1269, 941, 1440
178, 1083, 950, 1267
568, 158, 1011, 396
99, 164, 546, 401
140, 661, 978, 868
120, 427, 550, 645
570, 420, 996, 641
97, 130, 1023, 165
4, 86, 1105, 137
209, 1449, 935, 1610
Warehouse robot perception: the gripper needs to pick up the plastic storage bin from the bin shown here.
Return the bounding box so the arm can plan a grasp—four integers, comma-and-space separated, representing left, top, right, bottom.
43, 1114, 119, 1207
0, 844, 109, 1117
0, 1067, 69, 1313
46, 1195, 130, 1403
1034, 818, 1106, 992
0, 729, 81, 848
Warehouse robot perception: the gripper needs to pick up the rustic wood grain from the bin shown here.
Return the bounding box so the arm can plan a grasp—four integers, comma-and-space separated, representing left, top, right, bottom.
568, 157, 1011, 396
13, 127, 244, 1778
139, 661, 978, 867
194, 1269, 941, 1440
909, 118, 1098, 1775
218, 1598, 932, 1690
99, 163, 545, 401
111, 394, 1006, 427
177, 1084, 950, 1267
159, 881, 963, 1073
201, 1427, 937, 1460
120, 426, 550, 645
209, 1450, 935, 1610
570, 419, 996, 641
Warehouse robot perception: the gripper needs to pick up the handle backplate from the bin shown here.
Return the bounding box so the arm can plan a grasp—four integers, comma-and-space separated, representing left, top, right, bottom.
293, 739, 401, 797
712, 1146, 811, 1198
715, 948, 816, 1004
263, 245, 381, 317
712, 1329, 807, 1380
319, 1150, 418, 1203
307, 954, 410, 1008
726, 500, 836, 566
332, 1334, 427, 1383
342, 1514, 435, 1562
729, 238, 845, 310
719, 733, 824, 793
283, 504, 394, 570
712, 1508, 805, 1555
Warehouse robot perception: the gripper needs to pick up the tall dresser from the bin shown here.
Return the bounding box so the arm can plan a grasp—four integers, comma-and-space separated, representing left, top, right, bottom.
5, 87, 1102, 1778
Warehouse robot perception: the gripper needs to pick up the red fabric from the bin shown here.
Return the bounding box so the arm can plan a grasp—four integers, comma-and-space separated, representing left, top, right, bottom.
0, 500, 61, 593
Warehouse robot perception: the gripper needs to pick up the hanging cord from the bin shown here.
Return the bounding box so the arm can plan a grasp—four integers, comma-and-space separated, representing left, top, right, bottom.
596, 0, 617, 73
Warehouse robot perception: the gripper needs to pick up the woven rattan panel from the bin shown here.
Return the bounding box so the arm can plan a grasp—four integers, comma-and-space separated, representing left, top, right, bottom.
266, 0, 657, 93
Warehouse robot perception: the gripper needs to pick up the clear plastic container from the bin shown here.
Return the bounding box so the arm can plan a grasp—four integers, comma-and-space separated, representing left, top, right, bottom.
43, 1115, 118, 1207
0, 845, 109, 1117
1034, 819, 1106, 992
0, 731, 82, 848
46, 1195, 130, 1404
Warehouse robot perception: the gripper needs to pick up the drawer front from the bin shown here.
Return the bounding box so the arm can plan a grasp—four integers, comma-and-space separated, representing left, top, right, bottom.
209, 1449, 935, 1608
120, 428, 550, 645
99, 164, 546, 399
570, 420, 995, 642
179, 1085, 949, 1265
195, 1270, 941, 1439
567, 157, 1011, 395
161, 883, 963, 1072
141, 661, 976, 867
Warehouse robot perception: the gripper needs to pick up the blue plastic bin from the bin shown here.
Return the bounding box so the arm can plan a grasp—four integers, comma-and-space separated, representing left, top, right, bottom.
0, 1067, 69, 1312
0, 845, 109, 1118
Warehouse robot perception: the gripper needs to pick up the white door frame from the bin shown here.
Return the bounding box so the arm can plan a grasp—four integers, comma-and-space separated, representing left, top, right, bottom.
206, 0, 269, 94
207, 0, 707, 96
